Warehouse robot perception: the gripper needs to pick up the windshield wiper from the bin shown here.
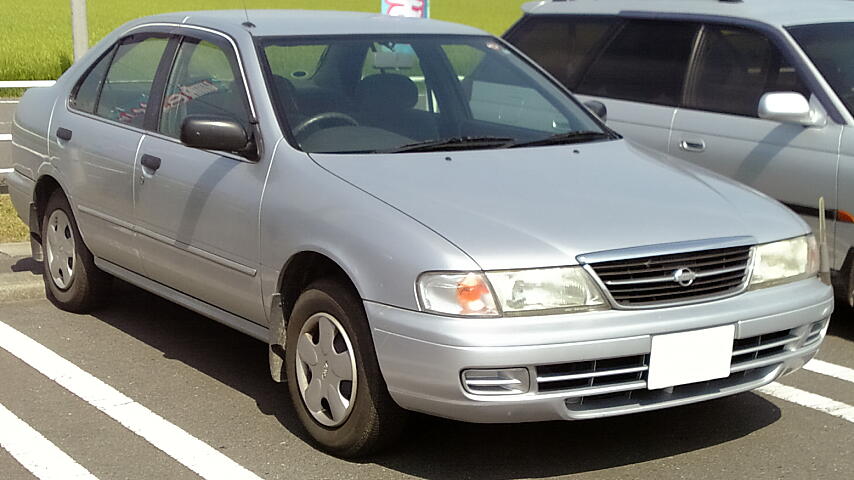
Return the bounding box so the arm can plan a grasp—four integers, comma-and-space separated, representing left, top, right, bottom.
385, 136, 513, 153
508, 130, 614, 148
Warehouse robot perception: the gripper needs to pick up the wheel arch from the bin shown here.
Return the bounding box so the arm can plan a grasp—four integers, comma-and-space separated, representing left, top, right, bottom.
268, 249, 364, 382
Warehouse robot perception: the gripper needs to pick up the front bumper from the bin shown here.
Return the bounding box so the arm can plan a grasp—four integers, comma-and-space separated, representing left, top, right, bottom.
367, 277, 833, 423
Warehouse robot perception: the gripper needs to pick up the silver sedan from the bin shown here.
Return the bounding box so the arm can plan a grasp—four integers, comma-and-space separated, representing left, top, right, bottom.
8, 10, 833, 457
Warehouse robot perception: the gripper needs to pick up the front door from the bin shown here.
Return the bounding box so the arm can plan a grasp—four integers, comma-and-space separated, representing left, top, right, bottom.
133, 32, 266, 323
669, 24, 842, 266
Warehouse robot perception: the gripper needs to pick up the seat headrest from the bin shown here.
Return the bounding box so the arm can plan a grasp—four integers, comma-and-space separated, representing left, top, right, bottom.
272, 74, 300, 114
356, 74, 419, 111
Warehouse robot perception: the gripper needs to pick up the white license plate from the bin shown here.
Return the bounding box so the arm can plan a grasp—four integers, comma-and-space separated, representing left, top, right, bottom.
647, 325, 735, 390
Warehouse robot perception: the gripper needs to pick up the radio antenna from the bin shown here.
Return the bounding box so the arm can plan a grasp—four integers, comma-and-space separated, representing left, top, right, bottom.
241, 0, 255, 28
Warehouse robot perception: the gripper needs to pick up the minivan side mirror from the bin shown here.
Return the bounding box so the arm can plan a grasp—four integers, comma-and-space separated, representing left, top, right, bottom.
584, 100, 607, 123
180, 115, 257, 159
758, 92, 826, 127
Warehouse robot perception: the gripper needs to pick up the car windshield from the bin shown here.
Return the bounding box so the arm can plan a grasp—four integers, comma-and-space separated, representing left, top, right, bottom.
788, 22, 854, 116
258, 35, 610, 153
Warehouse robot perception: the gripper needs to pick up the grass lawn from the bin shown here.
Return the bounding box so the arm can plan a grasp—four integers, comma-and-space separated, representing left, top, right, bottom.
0, 195, 29, 243
0, 0, 528, 95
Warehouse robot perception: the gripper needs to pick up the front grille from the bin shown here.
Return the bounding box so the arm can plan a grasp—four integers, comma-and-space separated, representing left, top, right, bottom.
587, 245, 752, 307
535, 327, 800, 403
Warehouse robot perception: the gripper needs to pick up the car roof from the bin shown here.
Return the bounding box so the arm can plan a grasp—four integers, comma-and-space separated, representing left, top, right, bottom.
125, 10, 488, 37
522, 0, 854, 28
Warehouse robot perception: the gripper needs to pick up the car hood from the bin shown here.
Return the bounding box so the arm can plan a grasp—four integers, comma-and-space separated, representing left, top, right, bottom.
310, 140, 807, 270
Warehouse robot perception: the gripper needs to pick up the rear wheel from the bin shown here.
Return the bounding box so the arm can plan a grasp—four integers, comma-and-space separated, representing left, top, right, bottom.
42, 191, 111, 312
285, 279, 407, 457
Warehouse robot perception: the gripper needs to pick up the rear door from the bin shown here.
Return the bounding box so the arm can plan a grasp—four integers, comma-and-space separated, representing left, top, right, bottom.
573, 19, 700, 153
133, 29, 267, 323
508, 17, 699, 153
51, 32, 172, 273
668, 23, 842, 265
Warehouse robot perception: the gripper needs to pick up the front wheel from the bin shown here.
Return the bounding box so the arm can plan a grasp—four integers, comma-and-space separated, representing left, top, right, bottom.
285, 279, 407, 457
41, 191, 111, 312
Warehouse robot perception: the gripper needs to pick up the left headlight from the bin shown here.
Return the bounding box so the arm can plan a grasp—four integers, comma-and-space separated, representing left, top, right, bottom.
417, 267, 607, 317
749, 235, 819, 289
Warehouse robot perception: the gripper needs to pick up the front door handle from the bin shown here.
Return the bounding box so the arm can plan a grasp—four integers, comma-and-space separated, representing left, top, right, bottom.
140, 154, 162, 172
56, 127, 72, 141
679, 139, 706, 153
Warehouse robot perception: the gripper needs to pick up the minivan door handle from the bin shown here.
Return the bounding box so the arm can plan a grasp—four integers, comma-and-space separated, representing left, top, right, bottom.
140, 154, 162, 172
679, 139, 706, 153
56, 127, 73, 141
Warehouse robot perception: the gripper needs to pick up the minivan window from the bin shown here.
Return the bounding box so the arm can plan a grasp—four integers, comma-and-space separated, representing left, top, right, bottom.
506, 16, 617, 89
687, 25, 809, 117
259, 35, 607, 154
576, 20, 699, 106
788, 22, 854, 117
159, 38, 250, 138
96, 36, 169, 128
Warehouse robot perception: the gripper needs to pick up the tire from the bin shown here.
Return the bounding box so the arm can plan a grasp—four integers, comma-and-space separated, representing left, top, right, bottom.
285, 279, 407, 457
41, 190, 111, 313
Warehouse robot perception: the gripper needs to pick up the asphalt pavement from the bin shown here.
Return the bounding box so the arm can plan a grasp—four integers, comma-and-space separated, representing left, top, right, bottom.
0, 245, 852, 479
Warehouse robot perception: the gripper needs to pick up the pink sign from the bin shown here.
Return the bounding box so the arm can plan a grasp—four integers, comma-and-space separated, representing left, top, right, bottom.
382, 0, 429, 18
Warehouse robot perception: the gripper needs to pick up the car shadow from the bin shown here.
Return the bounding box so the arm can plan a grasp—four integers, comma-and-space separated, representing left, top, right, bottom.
93, 283, 782, 478
828, 302, 853, 341
11, 256, 43, 275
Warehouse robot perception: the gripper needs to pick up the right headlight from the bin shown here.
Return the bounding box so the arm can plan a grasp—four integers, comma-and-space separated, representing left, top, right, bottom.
749, 234, 819, 289
417, 267, 607, 317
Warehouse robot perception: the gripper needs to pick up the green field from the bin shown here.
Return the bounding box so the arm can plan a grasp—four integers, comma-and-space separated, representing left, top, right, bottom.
0, 0, 528, 90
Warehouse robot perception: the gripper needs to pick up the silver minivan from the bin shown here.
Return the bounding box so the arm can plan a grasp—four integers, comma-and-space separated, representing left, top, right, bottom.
8, 10, 833, 457
507, 0, 854, 308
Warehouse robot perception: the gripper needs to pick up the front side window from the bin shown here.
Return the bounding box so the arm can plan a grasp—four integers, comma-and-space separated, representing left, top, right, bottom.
788, 22, 854, 117
686, 25, 809, 117
506, 16, 618, 89
577, 20, 699, 106
259, 35, 608, 154
96, 35, 169, 128
159, 38, 250, 138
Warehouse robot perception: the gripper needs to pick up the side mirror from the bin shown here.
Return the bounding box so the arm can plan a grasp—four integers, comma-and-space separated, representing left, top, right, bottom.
758, 92, 826, 127
584, 100, 607, 123
180, 115, 256, 158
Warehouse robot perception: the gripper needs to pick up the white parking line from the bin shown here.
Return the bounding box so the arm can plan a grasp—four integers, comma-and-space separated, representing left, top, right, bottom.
757, 382, 854, 423
804, 359, 854, 384
0, 402, 98, 480
0, 321, 263, 480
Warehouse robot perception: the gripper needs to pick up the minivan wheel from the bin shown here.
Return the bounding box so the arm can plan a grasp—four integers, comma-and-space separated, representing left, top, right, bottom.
42, 191, 111, 313
285, 279, 407, 457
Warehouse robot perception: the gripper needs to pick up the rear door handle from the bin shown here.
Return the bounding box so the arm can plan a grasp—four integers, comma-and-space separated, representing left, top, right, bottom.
140, 154, 162, 172
679, 139, 706, 153
56, 127, 72, 141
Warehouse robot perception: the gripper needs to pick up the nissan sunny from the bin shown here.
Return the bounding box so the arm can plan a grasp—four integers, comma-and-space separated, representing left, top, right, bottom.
7, 10, 834, 457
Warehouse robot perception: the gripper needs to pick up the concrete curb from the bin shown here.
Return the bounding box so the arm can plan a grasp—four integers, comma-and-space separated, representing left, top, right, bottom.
0, 279, 44, 302
0, 241, 44, 302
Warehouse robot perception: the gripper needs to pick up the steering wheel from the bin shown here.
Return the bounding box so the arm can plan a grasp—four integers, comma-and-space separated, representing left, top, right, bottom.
292, 112, 359, 137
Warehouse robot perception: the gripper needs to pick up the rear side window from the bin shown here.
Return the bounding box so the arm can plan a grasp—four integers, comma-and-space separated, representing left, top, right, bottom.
686, 25, 810, 117
70, 48, 114, 113
577, 20, 699, 106
96, 36, 169, 128
506, 16, 617, 89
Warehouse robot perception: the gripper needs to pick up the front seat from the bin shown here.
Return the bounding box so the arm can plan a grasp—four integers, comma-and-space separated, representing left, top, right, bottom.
355, 73, 437, 140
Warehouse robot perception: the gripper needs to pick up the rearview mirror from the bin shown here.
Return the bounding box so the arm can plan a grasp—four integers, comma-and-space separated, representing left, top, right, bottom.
584, 100, 607, 123
180, 115, 256, 158
758, 92, 826, 127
